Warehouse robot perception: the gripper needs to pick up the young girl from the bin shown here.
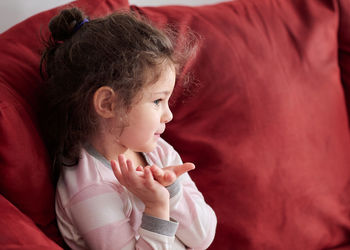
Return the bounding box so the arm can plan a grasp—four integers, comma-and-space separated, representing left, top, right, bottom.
40, 7, 217, 250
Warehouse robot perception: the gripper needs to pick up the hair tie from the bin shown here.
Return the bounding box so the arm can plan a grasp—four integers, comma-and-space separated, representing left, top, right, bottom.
73, 18, 89, 33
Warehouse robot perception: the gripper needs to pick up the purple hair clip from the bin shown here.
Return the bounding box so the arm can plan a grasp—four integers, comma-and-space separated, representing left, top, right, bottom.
73, 18, 89, 33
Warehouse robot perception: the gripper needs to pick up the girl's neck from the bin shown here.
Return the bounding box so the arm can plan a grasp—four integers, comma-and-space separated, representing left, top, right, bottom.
89, 129, 128, 162
88, 128, 147, 167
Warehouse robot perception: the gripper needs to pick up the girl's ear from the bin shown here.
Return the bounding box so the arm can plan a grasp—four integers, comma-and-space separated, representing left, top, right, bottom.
93, 86, 117, 118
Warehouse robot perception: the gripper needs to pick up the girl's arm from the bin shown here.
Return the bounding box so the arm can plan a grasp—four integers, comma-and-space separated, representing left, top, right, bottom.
158, 144, 217, 250
168, 172, 217, 249
139, 146, 217, 249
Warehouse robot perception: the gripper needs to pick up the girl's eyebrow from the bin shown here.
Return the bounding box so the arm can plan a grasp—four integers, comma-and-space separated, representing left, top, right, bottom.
153, 91, 171, 95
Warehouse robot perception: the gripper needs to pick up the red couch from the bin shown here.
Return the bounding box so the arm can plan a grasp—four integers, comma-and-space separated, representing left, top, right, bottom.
1, 0, 350, 249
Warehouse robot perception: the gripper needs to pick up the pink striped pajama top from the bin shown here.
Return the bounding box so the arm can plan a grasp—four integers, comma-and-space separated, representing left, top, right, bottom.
55, 138, 217, 249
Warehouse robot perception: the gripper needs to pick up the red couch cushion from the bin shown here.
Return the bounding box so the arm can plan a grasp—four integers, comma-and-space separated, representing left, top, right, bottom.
0, 0, 129, 246
0, 194, 61, 250
133, 0, 350, 249
339, 0, 350, 121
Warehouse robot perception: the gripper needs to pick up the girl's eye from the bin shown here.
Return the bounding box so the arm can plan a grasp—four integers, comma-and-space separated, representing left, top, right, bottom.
153, 99, 162, 105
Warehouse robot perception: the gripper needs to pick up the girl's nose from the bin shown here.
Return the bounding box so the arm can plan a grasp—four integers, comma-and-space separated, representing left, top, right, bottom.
162, 105, 173, 123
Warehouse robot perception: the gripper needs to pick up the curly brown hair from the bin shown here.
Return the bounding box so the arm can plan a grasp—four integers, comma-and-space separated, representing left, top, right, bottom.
39, 7, 197, 183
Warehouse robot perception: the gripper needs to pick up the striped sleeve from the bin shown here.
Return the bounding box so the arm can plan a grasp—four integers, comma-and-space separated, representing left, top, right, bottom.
163, 143, 218, 249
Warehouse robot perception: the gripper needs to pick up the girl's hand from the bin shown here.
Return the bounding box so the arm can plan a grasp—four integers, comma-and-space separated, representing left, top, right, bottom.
146, 163, 195, 187
111, 155, 170, 220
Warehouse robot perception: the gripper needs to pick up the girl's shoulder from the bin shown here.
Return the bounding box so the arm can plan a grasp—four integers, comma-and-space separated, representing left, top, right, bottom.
57, 148, 118, 204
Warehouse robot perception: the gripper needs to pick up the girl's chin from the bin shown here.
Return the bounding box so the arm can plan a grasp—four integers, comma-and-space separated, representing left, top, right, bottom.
121, 135, 159, 153
137, 140, 158, 153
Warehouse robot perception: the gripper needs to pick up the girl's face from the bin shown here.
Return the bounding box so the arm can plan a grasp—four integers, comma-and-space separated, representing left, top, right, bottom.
117, 64, 176, 153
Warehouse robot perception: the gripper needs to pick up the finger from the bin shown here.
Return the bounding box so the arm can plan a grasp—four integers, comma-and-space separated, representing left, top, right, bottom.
111, 160, 124, 184
126, 159, 135, 173
172, 162, 195, 177
118, 154, 128, 177
144, 166, 153, 180
136, 166, 144, 171
150, 165, 164, 180
144, 166, 154, 189
111, 160, 120, 177
164, 171, 176, 183
135, 166, 145, 177
126, 159, 138, 180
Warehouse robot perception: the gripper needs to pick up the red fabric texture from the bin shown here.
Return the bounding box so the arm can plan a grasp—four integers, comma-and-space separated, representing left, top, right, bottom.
0, 194, 61, 250
339, 0, 350, 122
133, 0, 350, 249
0, 0, 129, 247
